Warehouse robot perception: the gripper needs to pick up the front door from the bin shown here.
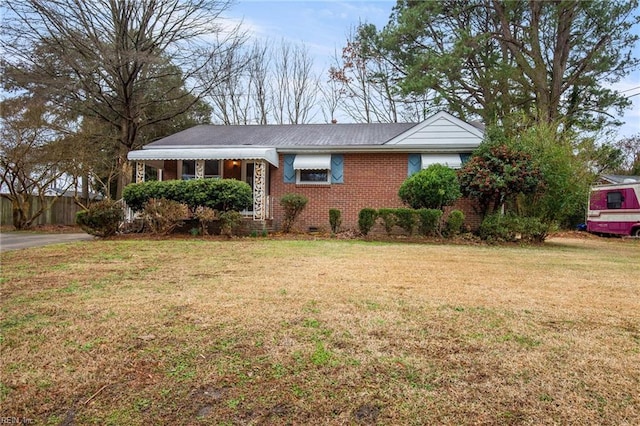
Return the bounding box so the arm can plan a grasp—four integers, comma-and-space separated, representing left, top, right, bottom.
223, 160, 242, 180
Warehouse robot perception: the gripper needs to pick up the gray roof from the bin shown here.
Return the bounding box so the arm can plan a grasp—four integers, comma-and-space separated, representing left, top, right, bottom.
144, 123, 418, 148
600, 174, 640, 184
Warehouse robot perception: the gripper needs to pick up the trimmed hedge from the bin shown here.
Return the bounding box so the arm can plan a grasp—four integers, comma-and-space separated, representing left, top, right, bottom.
377, 208, 397, 235
123, 179, 252, 213
358, 208, 378, 236
444, 210, 465, 236
329, 209, 342, 234
394, 208, 417, 235
399, 164, 461, 209
416, 209, 442, 236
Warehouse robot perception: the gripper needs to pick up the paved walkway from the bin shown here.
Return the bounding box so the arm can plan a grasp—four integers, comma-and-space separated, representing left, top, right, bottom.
0, 232, 95, 252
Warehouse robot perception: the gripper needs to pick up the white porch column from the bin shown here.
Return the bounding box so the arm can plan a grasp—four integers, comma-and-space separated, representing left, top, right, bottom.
136, 162, 145, 183
253, 160, 267, 220
195, 160, 205, 179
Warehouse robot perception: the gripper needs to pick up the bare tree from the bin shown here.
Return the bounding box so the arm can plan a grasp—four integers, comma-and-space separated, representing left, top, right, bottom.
2, 0, 247, 198
320, 78, 342, 124
207, 39, 319, 125
330, 25, 436, 123
272, 41, 318, 124
248, 41, 271, 125
207, 40, 272, 125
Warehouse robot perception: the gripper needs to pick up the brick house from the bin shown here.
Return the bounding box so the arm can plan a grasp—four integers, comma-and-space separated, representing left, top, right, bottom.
127, 111, 484, 232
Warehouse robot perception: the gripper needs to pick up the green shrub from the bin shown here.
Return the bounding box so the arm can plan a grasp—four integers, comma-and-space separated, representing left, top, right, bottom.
123, 179, 252, 213
219, 210, 244, 237
377, 208, 397, 235
394, 208, 417, 235
280, 193, 308, 233
444, 210, 465, 237
76, 200, 123, 237
142, 198, 189, 235
329, 209, 342, 234
399, 164, 461, 209
479, 213, 519, 243
416, 209, 442, 236
519, 216, 555, 243
358, 208, 378, 236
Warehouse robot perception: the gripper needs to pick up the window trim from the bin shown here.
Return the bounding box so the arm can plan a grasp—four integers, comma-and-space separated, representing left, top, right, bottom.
296, 169, 331, 185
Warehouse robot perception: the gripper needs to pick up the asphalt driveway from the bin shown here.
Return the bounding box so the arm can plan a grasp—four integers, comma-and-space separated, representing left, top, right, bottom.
0, 232, 94, 252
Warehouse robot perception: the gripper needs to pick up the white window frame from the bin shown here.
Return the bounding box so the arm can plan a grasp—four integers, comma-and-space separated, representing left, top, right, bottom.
296, 169, 331, 185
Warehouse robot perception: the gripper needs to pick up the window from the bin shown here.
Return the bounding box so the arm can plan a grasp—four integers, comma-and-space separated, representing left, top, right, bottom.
293, 155, 332, 184
182, 160, 221, 179
204, 160, 220, 178
144, 165, 159, 181
181, 160, 196, 180
607, 191, 624, 209
297, 169, 330, 184
284, 154, 343, 184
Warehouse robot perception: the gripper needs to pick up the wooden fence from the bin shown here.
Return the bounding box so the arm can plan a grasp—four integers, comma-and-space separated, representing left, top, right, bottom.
0, 196, 82, 227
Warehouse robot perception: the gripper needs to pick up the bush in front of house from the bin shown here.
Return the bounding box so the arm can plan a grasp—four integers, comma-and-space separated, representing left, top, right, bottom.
444, 210, 465, 237
280, 193, 308, 233
142, 198, 190, 235
518, 216, 556, 243
76, 199, 123, 237
123, 179, 252, 213
358, 208, 378, 236
478, 212, 520, 243
377, 208, 397, 235
416, 208, 443, 236
219, 210, 244, 237
399, 164, 461, 210
329, 209, 342, 234
479, 213, 555, 243
394, 208, 417, 235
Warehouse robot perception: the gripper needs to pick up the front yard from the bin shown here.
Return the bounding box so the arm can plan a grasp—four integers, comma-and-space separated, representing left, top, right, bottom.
1, 236, 639, 424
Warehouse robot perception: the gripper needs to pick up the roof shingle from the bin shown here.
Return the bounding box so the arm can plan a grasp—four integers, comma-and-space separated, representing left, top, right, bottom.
145, 123, 418, 148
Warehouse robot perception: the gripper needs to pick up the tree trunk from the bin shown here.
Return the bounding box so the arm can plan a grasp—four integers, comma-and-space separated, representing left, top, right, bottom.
117, 150, 133, 200
11, 197, 30, 230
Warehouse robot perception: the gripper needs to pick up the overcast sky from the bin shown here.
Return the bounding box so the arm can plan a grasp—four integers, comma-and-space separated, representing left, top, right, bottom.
227, 0, 640, 139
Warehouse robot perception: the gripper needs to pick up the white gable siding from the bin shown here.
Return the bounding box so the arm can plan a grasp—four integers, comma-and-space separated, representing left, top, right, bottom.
385, 111, 483, 146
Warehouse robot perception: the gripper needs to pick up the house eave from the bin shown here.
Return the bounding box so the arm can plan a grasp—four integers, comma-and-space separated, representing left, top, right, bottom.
275, 144, 479, 154
128, 147, 279, 167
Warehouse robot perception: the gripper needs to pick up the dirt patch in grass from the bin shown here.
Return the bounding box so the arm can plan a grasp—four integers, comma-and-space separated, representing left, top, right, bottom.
1, 237, 639, 424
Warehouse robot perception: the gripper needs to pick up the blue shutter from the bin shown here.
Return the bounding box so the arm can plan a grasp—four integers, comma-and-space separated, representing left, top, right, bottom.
460, 153, 471, 165
331, 154, 344, 183
283, 154, 295, 183
408, 154, 421, 176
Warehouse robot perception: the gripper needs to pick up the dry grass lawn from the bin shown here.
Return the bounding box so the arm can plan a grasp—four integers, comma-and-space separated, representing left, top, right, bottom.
1, 236, 639, 425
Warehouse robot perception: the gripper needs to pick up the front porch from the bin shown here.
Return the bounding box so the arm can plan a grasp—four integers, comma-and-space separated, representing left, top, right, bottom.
130, 158, 274, 221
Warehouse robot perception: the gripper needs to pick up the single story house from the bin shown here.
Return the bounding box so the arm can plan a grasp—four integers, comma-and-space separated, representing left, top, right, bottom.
127, 111, 484, 232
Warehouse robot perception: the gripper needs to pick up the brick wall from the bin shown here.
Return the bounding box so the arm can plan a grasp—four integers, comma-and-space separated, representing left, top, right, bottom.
270, 152, 482, 232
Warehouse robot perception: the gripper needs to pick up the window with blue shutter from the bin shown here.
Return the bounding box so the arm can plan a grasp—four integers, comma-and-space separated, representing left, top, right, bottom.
283, 154, 295, 183
460, 153, 471, 165
331, 154, 344, 183
408, 153, 421, 176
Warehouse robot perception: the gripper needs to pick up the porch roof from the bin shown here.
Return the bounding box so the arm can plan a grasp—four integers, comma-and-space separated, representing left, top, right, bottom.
127, 147, 279, 167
